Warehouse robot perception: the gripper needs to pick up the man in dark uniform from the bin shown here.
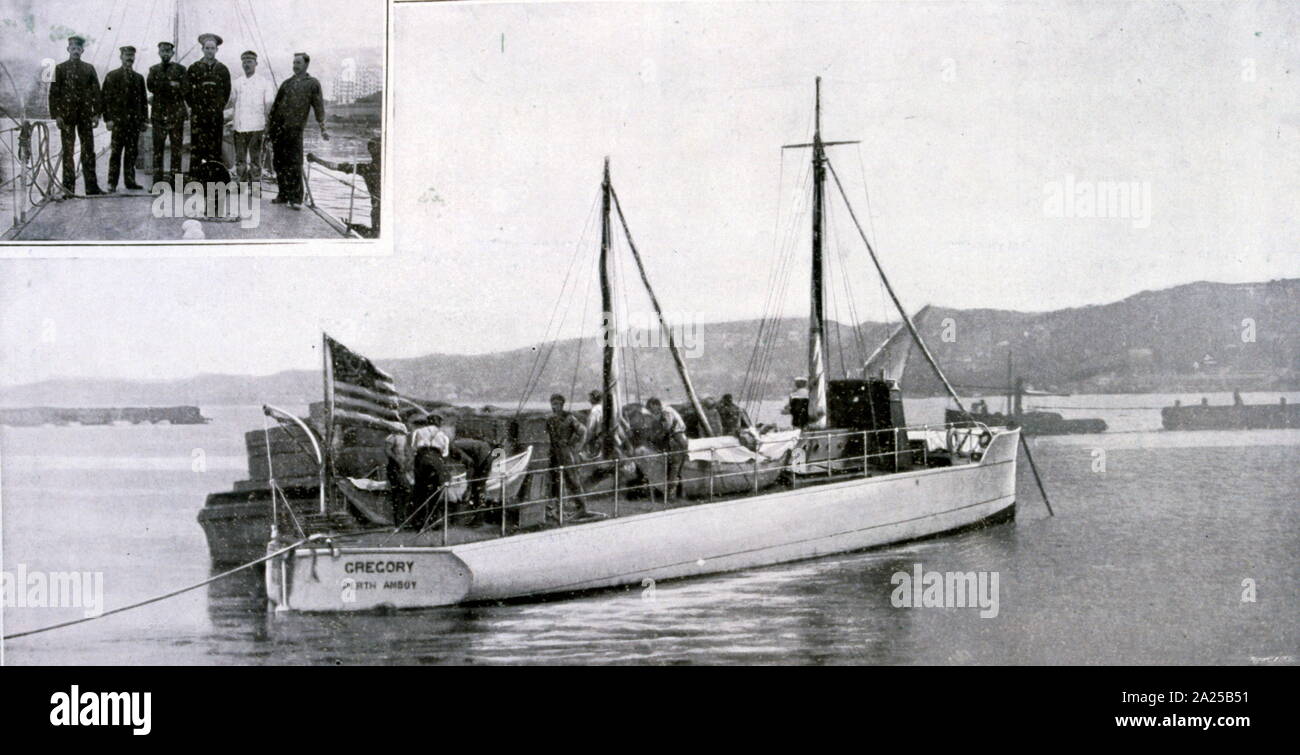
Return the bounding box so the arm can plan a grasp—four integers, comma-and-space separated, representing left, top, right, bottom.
545, 394, 590, 518
307, 136, 381, 236
268, 52, 328, 209
147, 40, 188, 185
48, 35, 102, 196
100, 46, 148, 192
784, 377, 811, 428
184, 33, 230, 168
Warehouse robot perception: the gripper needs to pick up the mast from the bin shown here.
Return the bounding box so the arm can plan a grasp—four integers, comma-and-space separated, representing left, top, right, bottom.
1006, 350, 1013, 414
608, 187, 714, 437
808, 77, 829, 429
599, 158, 619, 459
321, 331, 336, 514
782, 77, 858, 429
173, 0, 180, 48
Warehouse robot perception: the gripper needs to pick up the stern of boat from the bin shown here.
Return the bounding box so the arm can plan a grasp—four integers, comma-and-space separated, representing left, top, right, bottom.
266, 541, 474, 613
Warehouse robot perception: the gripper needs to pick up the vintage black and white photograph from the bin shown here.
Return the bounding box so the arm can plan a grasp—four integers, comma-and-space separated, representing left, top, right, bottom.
0, 0, 1296, 685
0, 0, 387, 244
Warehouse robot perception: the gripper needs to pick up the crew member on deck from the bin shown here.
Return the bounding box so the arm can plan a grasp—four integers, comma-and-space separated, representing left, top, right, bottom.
147, 41, 188, 186
226, 50, 275, 182
697, 396, 723, 438
268, 52, 328, 210
717, 394, 751, 436
451, 437, 496, 526
546, 394, 590, 519
385, 425, 412, 526
645, 397, 688, 501
783, 377, 810, 429
185, 33, 231, 168
49, 35, 103, 196
409, 413, 452, 530
307, 136, 381, 237
100, 46, 148, 192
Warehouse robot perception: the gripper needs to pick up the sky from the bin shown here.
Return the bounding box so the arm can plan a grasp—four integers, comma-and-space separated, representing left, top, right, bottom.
2, 0, 1298, 385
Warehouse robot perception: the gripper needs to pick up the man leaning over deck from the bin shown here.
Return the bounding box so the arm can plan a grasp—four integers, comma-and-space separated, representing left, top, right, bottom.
307, 135, 382, 237
409, 413, 452, 530
147, 41, 188, 185
268, 52, 328, 209
645, 397, 689, 502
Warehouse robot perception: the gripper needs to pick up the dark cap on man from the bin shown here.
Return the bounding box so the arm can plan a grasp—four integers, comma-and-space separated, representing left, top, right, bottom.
197, 33, 223, 46
241, 50, 257, 60
119, 45, 136, 54
157, 41, 175, 49
67, 35, 86, 46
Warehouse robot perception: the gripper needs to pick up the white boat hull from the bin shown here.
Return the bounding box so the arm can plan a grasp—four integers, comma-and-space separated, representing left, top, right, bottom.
267, 430, 1019, 612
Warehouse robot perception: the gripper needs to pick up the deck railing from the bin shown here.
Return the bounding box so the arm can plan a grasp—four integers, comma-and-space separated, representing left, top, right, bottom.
390, 421, 997, 545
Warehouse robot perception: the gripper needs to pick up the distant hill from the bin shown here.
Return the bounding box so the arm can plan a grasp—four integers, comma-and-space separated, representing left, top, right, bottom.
1, 279, 1295, 407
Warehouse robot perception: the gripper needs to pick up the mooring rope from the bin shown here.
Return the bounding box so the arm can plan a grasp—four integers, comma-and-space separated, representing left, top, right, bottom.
2, 535, 320, 641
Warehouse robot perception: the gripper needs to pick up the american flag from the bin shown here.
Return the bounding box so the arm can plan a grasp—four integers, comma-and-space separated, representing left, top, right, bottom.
324, 334, 407, 434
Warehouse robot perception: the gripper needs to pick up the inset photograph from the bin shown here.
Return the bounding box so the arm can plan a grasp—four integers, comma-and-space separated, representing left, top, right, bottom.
0, 0, 387, 244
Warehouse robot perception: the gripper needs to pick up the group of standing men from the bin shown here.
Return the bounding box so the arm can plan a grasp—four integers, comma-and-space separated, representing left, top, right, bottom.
49, 32, 328, 207
545, 391, 754, 511
385, 414, 500, 531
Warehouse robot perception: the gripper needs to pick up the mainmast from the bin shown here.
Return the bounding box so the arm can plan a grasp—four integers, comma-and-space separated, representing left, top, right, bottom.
783, 77, 858, 430
599, 158, 619, 459
173, 0, 181, 48
808, 78, 829, 430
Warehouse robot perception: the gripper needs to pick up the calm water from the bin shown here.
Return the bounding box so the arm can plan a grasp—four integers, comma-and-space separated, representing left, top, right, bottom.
2, 393, 1297, 665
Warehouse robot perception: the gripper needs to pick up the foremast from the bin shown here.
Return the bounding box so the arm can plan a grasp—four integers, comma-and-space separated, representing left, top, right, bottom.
598, 158, 621, 459
605, 161, 715, 438
784, 77, 860, 429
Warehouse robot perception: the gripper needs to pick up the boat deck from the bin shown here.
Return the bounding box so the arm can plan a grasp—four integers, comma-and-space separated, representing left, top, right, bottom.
4, 168, 351, 241
310, 457, 955, 550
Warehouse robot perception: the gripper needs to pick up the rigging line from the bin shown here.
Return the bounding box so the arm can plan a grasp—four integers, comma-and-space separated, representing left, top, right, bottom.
614, 229, 641, 403
540, 223, 598, 404
747, 160, 811, 410
570, 212, 601, 403
753, 167, 812, 407
825, 157, 971, 419
822, 191, 843, 375
144, 0, 162, 56
608, 185, 713, 431
744, 149, 809, 392
744, 163, 810, 413
97, 0, 128, 74
515, 188, 600, 415
851, 143, 891, 333
246, 0, 279, 85
232, 1, 257, 65
3, 535, 319, 640
829, 192, 868, 367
